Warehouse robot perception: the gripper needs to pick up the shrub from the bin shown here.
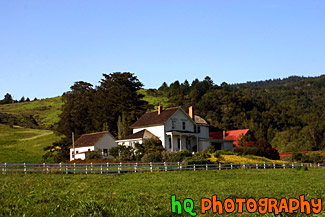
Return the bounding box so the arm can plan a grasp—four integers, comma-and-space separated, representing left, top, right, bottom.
141, 152, 162, 162
161, 151, 176, 162
171, 150, 192, 162
183, 152, 211, 165
295, 166, 308, 171
204, 145, 216, 154
85, 150, 102, 159
217, 150, 236, 155
307, 153, 323, 163
233, 146, 280, 160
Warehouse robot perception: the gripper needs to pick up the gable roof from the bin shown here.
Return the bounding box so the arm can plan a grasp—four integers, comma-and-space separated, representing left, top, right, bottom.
209, 129, 249, 146
194, 115, 209, 126
72, 131, 109, 148
130, 107, 180, 128
130, 106, 209, 128
119, 129, 158, 140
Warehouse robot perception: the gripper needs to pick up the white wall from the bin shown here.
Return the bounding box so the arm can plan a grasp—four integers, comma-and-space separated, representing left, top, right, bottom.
197, 125, 209, 139
70, 132, 118, 161
117, 139, 143, 148
165, 109, 195, 132
133, 125, 166, 147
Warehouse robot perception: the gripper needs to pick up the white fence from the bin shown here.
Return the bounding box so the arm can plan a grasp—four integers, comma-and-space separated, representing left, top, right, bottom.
1, 162, 324, 174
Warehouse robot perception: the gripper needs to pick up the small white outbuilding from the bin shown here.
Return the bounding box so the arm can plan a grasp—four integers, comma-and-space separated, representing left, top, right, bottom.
70, 131, 117, 161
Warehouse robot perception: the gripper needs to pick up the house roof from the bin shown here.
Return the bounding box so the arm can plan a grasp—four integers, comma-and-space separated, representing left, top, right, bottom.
209, 129, 249, 147
130, 107, 180, 128
120, 129, 158, 140
72, 131, 109, 148
130, 107, 209, 128
194, 115, 209, 126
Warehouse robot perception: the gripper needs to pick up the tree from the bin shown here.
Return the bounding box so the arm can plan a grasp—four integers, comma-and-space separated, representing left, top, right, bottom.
57, 81, 95, 139
19, 97, 25, 102
4, 93, 13, 104
93, 72, 151, 135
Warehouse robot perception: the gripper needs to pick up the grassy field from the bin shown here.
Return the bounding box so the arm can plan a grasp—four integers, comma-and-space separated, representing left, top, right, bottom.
0, 96, 63, 129
0, 168, 324, 216
0, 124, 61, 163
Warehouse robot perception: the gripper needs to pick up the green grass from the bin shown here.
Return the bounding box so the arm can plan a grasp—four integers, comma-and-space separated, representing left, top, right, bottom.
0, 124, 61, 163
0, 96, 63, 129
0, 169, 324, 216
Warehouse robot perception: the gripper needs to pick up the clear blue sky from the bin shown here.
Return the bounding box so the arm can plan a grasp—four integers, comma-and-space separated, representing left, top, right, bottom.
0, 0, 324, 99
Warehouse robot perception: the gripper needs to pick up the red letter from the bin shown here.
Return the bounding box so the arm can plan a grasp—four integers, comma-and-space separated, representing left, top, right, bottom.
224, 199, 235, 213
288, 198, 299, 213
236, 198, 246, 213
201, 198, 212, 214
212, 195, 223, 214
300, 195, 311, 214
246, 198, 257, 213
258, 198, 268, 214
311, 199, 322, 214
268, 198, 279, 214
278, 198, 289, 213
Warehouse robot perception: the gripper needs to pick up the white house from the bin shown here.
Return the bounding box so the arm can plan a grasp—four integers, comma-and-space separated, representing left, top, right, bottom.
70, 131, 117, 161
117, 106, 224, 152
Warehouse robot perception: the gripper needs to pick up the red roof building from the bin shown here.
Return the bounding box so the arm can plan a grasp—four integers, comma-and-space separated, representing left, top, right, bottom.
209, 129, 250, 147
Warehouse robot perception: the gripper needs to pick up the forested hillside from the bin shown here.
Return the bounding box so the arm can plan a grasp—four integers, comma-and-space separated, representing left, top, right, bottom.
1, 74, 324, 157
153, 75, 325, 153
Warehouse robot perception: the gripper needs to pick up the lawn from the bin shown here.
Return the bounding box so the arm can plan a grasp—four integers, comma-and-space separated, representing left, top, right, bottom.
0, 124, 61, 163
0, 168, 324, 216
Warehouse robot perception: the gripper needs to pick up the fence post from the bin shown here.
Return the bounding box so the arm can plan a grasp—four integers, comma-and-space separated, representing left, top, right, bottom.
118, 162, 121, 174
47, 163, 49, 173
263, 162, 266, 169
292, 163, 294, 168
150, 162, 153, 172
164, 162, 167, 172
86, 166, 88, 174
107, 162, 109, 172
193, 164, 196, 171
43, 163, 46, 173
74, 163, 76, 174
101, 164, 103, 174
59, 162, 62, 172
219, 163, 221, 170
231, 163, 233, 169
256, 163, 258, 169
66, 166, 68, 174
134, 163, 137, 173
310, 163, 312, 168
317, 163, 320, 168
24, 163, 27, 174
243, 163, 245, 169
301, 162, 303, 167
206, 164, 208, 170
91, 163, 93, 173
4, 163, 6, 174
283, 163, 285, 169
273, 162, 275, 169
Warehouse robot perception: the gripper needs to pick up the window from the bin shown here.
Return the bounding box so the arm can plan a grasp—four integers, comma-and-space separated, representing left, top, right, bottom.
172, 120, 176, 129
169, 137, 172, 149
182, 121, 186, 130
76, 150, 79, 154
88, 148, 91, 152
198, 126, 201, 133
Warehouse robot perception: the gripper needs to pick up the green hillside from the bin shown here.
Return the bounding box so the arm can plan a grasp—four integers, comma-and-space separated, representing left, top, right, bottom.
0, 96, 63, 129
0, 124, 61, 163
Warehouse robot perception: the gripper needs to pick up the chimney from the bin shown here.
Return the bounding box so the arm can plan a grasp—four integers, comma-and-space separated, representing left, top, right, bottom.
188, 106, 194, 120
158, 105, 163, 115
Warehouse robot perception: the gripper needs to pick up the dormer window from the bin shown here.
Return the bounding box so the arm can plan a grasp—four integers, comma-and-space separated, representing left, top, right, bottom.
182, 121, 186, 130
